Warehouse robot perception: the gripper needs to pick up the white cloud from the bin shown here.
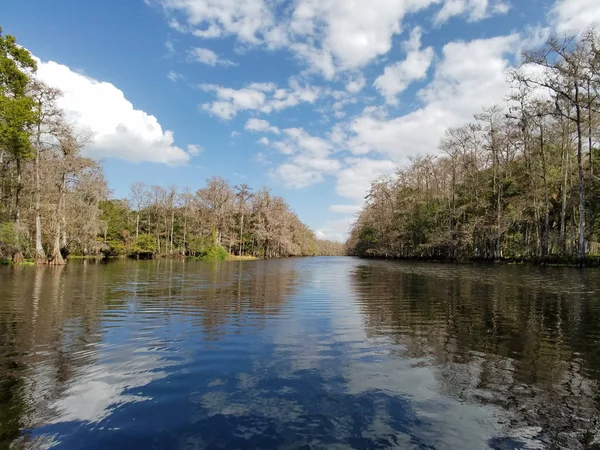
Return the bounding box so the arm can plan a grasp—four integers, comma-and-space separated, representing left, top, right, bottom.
200, 82, 272, 119
36, 60, 191, 165
551, 0, 600, 33
245, 118, 280, 134
434, 0, 511, 25
201, 80, 319, 120
330, 204, 361, 214
151, 0, 516, 79
48, 346, 171, 424
187, 144, 203, 155
346, 73, 366, 94
155, 0, 277, 44
349, 34, 519, 162
271, 128, 341, 188
151, 0, 445, 77
289, 0, 439, 74
254, 152, 268, 163
167, 70, 183, 82
189, 47, 236, 66
165, 37, 177, 57
315, 216, 355, 242
274, 163, 327, 188
257, 137, 270, 145
335, 158, 396, 201
374, 27, 435, 105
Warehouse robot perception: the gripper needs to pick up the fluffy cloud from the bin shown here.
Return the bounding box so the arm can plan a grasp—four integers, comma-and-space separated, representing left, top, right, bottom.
315, 216, 356, 242
167, 71, 183, 82
154, 0, 277, 44
329, 204, 362, 214
551, 0, 600, 33
187, 144, 203, 155
288, 0, 438, 74
349, 34, 519, 162
335, 158, 396, 201
36, 60, 192, 165
434, 0, 510, 24
201, 80, 319, 120
271, 128, 340, 188
257, 137, 270, 145
188, 47, 236, 66
346, 73, 366, 94
200, 82, 273, 119
245, 118, 280, 134
151, 0, 506, 76
374, 27, 435, 104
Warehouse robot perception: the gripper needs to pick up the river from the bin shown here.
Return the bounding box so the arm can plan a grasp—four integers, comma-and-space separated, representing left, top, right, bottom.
1, 257, 599, 449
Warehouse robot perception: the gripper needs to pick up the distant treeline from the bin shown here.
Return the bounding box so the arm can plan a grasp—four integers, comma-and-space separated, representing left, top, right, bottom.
348, 30, 600, 264
0, 27, 344, 263
101, 180, 346, 260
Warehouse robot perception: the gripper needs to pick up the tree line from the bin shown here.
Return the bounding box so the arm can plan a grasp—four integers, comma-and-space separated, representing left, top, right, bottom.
102, 179, 345, 259
0, 27, 344, 263
348, 30, 600, 263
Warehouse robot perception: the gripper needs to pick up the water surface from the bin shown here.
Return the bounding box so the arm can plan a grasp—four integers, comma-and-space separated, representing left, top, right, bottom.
1, 257, 600, 449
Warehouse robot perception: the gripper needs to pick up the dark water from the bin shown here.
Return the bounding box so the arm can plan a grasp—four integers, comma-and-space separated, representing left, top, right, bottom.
1, 258, 600, 449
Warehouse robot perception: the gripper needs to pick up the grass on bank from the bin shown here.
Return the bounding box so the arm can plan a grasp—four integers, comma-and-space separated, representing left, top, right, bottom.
226, 254, 259, 261
0, 258, 35, 266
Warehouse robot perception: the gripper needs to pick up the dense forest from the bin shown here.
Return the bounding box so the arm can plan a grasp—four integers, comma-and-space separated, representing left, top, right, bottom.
0, 27, 344, 263
348, 30, 600, 264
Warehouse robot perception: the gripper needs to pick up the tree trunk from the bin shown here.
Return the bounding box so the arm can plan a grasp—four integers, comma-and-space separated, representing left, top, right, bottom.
49, 177, 66, 265
239, 213, 245, 256
588, 79, 593, 175
560, 130, 569, 255
49, 228, 65, 265
170, 209, 174, 254
540, 123, 550, 257
136, 212, 140, 240
14, 157, 22, 232
183, 215, 187, 256
576, 99, 586, 261
34, 124, 46, 263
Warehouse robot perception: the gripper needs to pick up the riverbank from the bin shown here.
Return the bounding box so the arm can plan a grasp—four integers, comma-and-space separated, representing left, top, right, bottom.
226, 255, 259, 261
355, 253, 600, 267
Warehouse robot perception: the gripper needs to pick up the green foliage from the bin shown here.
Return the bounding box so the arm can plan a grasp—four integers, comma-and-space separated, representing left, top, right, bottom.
0, 221, 18, 258
0, 221, 17, 246
132, 233, 156, 258
99, 200, 129, 241
187, 235, 211, 257
187, 233, 228, 260
197, 245, 228, 261
0, 27, 37, 163
104, 239, 126, 257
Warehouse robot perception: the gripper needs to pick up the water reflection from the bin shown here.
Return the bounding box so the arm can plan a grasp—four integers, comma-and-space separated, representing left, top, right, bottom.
1, 258, 600, 449
350, 261, 600, 448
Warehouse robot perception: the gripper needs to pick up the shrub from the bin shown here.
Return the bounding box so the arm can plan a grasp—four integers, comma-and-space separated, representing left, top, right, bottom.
131, 234, 157, 259
0, 222, 19, 259
199, 245, 228, 261
104, 239, 126, 257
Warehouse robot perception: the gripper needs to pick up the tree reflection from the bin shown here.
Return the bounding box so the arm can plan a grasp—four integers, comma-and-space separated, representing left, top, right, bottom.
349, 262, 600, 446
0, 259, 301, 447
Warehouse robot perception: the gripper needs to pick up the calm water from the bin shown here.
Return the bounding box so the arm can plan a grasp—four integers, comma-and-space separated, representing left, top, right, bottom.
1, 258, 600, 449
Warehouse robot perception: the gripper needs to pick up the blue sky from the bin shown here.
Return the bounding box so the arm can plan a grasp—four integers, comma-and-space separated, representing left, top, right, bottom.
2, 0, 597, 240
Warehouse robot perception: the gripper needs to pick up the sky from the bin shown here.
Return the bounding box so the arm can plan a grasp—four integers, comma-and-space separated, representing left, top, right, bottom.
2, 0, 599, 241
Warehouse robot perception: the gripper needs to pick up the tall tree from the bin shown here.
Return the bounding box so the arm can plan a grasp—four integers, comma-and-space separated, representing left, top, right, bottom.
234, 184, 252, 255
0, 27, 37, 260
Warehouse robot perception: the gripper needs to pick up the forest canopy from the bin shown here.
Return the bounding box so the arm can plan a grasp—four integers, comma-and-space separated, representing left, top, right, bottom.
347, 30, 600, 263
0, 27, 344, 263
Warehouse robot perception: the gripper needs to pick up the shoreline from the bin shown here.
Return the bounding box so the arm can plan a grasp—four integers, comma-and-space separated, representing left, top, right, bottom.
353, 254, 600, 267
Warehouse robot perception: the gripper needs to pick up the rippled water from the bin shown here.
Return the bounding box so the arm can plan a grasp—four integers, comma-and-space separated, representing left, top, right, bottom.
1, 258, 600, 449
